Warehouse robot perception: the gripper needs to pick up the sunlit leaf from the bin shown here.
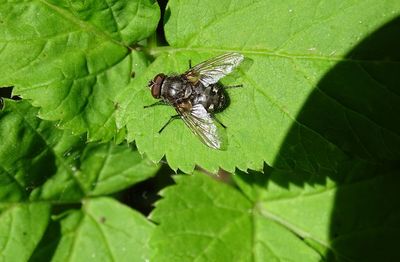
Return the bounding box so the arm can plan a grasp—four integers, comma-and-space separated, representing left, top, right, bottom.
117, 0, 400, 172
0, 0, 159, 141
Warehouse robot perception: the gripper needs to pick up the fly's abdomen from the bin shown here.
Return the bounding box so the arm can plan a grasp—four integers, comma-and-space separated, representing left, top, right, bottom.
192, 84, 226, 113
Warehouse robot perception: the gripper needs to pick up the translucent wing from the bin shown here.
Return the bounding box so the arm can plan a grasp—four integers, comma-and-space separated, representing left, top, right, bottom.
185, 52, 244, 87
177, 103, 227, 150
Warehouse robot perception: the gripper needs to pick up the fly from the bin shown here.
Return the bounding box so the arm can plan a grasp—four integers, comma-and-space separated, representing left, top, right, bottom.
146, 52, 244, 150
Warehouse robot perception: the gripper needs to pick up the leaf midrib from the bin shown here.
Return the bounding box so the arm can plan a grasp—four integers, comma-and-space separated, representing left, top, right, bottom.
257, 204, 331, 253
147, 46, 400, 64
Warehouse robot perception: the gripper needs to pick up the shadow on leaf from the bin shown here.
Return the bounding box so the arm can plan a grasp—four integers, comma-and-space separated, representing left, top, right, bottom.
238, 15, 400, 261
319, 16, 400, 262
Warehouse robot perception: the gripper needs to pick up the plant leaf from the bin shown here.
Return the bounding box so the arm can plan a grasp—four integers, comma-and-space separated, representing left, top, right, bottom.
0, 0, 159, 141
31, 197, 154, 262
0, 202, 50, 262
150, 170, 400, 261
0, 100, 159, 260
117, 0, 400, 173
149, 173, 322, 261
0, 100, 159, 201
233, 165, 400, 261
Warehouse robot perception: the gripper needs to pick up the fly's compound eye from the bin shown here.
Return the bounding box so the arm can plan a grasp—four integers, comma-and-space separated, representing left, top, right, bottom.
149, 73, 165, 98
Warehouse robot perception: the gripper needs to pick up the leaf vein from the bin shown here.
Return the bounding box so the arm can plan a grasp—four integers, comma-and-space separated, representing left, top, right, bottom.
11, 104, 87, 196
37, 0, 125, 48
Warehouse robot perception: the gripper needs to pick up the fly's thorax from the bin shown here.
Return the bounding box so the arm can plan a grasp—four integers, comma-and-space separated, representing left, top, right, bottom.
160, 76, 192, 103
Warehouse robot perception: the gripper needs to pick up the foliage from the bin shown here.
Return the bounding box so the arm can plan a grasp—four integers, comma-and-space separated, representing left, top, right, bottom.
0, 0, 399, 261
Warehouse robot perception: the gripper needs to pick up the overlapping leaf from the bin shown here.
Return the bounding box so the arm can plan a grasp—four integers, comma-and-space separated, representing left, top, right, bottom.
0, 100, 159, 201
30, 197, 154, 262
149, 173, 323, 261
150, 170, 400, 261
0, 202, 50, 262
117, 0, 400, 173
0, 100, 159, 260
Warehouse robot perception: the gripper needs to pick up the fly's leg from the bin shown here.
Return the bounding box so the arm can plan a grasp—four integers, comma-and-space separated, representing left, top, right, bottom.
212, 115, 227, 129
159, 115, 181, 133
224, 84, 243, 89
144, 101, 168, 108
188, 59, 192, 69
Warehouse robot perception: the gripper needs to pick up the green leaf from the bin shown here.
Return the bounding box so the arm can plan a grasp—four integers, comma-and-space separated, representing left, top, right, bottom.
150, 169, 400, 261
0, 203, 50, 262
117, 0, 400, 172
0, 0, 159, 141
33, 197, 154, 262
74, 142, 159, 196
0, 100, 158, 260
234, 165, 400, 261
149, 173, 322, 261
0, 100, 159, 201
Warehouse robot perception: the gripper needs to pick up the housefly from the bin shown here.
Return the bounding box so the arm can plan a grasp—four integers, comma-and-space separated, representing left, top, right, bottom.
146, 52, 244, 150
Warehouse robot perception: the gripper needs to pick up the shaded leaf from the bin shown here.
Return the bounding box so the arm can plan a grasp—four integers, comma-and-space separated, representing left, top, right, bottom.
234, 165, 400, 261
0, 100, 159, 201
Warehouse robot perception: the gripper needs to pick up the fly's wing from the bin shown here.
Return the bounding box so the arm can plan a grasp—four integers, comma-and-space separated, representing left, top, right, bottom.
177, 103, 227, 150
185, 52, 244, 87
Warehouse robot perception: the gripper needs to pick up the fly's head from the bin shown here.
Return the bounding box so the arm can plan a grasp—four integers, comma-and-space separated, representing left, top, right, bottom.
148, 73, 166, 99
